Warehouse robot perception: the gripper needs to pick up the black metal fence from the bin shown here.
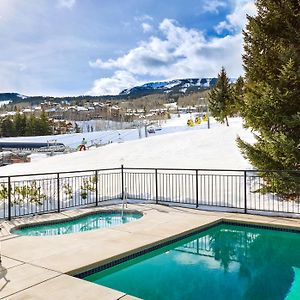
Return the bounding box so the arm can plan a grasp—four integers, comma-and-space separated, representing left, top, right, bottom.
0, 166, 299, 220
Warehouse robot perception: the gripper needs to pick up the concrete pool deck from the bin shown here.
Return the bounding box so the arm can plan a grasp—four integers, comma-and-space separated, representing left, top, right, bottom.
1, 203, 300, 299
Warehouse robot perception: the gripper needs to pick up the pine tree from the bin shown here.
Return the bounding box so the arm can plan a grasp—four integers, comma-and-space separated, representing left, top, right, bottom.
38, 110, 52, 135
14, 112, 26, 136
208, 67, 234, 126
0, 117, 16, 137
232, 76, 245, 114
25, 115, 36, 136
237, 0, 300, 196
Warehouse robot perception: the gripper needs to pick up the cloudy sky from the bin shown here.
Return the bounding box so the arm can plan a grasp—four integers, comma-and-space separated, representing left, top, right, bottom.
0, 0, 256, 96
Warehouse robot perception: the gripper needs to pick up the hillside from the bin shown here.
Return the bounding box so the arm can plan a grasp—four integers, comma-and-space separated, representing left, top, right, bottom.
0, 77, 231, 104
0, 93, 27, 102
0, 115, 254, 176
120, 78, 220, 97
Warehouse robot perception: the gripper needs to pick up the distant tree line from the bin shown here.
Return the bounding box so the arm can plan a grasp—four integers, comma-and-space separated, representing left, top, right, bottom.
0, 111, 53, 137
0, 93, 167, 107
0, 84, 213, 108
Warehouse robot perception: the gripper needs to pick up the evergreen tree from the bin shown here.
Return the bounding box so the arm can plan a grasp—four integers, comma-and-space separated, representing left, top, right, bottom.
237, 0, 300, 196
232, 76, 245, 114
0, 113, 53, 137
208, 67, 234, 126
38, 110, 52, 135
14, 112, 26, 136
0, 117, 16, 137
25, 115, 36, 136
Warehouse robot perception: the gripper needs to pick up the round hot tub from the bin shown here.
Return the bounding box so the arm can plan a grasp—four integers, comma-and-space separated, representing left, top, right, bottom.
12, 211, 143, 236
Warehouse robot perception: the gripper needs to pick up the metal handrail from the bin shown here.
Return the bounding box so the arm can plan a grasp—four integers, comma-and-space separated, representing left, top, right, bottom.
0, 167, 120, 179
0, 165, 298, 221
0, 166, 299, 179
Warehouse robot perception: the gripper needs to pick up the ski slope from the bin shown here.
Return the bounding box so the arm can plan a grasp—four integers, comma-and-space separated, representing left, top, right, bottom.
0, 114, 255, 176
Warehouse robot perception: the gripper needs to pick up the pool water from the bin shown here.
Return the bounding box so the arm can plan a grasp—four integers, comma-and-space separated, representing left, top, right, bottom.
84, 224, 300, 300
13, 212, 142, 236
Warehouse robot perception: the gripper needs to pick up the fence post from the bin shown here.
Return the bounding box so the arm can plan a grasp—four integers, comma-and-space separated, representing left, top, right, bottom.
121, 165, 124, 200
155, 169, 158, 204
244, 171, 247, 214
196, 170, 199, 208
57, 173, 60, 213
8, 176, 11, 221
95, 170, 98, 206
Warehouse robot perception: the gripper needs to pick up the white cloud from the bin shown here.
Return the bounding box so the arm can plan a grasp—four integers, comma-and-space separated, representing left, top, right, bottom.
57, 0, 76, 9
202, 0, 227, 13
88, 71, 141, 96
134, 15, 154, 33
90, 18, 242, 80
215, 0, 256, 33
89, 1, 257, 95
89, 19, 207, 78
142, 22, 153, 33
134, 15, 153, 22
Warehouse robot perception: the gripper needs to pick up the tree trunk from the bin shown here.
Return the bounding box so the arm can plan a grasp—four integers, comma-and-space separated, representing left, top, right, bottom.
225, 117, 229, 127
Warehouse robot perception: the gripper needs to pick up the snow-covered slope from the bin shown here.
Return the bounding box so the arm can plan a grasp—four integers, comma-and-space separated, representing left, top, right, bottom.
0, 115, 255, 176
120, 78, 218, 96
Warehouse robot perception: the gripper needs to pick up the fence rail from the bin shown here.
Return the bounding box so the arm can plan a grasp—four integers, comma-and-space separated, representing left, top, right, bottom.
0, 166, 299, 220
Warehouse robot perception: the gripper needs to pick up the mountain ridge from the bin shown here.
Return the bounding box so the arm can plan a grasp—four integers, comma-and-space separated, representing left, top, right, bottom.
119, 77, 223, 97
0, 77, 234, 103
0, 93, 27, 102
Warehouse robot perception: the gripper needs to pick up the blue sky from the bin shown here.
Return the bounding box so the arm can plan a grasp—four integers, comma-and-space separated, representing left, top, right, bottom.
0, 0, 255, 96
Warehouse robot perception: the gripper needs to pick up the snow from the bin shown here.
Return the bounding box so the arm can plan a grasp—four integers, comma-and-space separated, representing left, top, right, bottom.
76, 106, 88, 111
0, 116, 298, 219
45, 108, 56, 112
0, 115, 255, 176
163, 103, 177, 109
120, 78, 220, 96
141, 82, 167, 89
18, 94, 28, 99
0, 100, 11, 107
164, 80, 181, 89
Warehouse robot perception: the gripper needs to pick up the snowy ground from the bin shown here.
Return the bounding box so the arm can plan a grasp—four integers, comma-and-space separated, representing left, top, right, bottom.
0, 114, 255, 176
0, 115, 298, 219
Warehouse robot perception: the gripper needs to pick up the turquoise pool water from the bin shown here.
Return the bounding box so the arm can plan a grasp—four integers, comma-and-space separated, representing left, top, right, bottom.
13, 212, 142, 236
84, 224, 300, 300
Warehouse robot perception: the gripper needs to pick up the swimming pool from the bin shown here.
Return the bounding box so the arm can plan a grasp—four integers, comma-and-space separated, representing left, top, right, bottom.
83, 223, 300, 300
12, 211, 143, 236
